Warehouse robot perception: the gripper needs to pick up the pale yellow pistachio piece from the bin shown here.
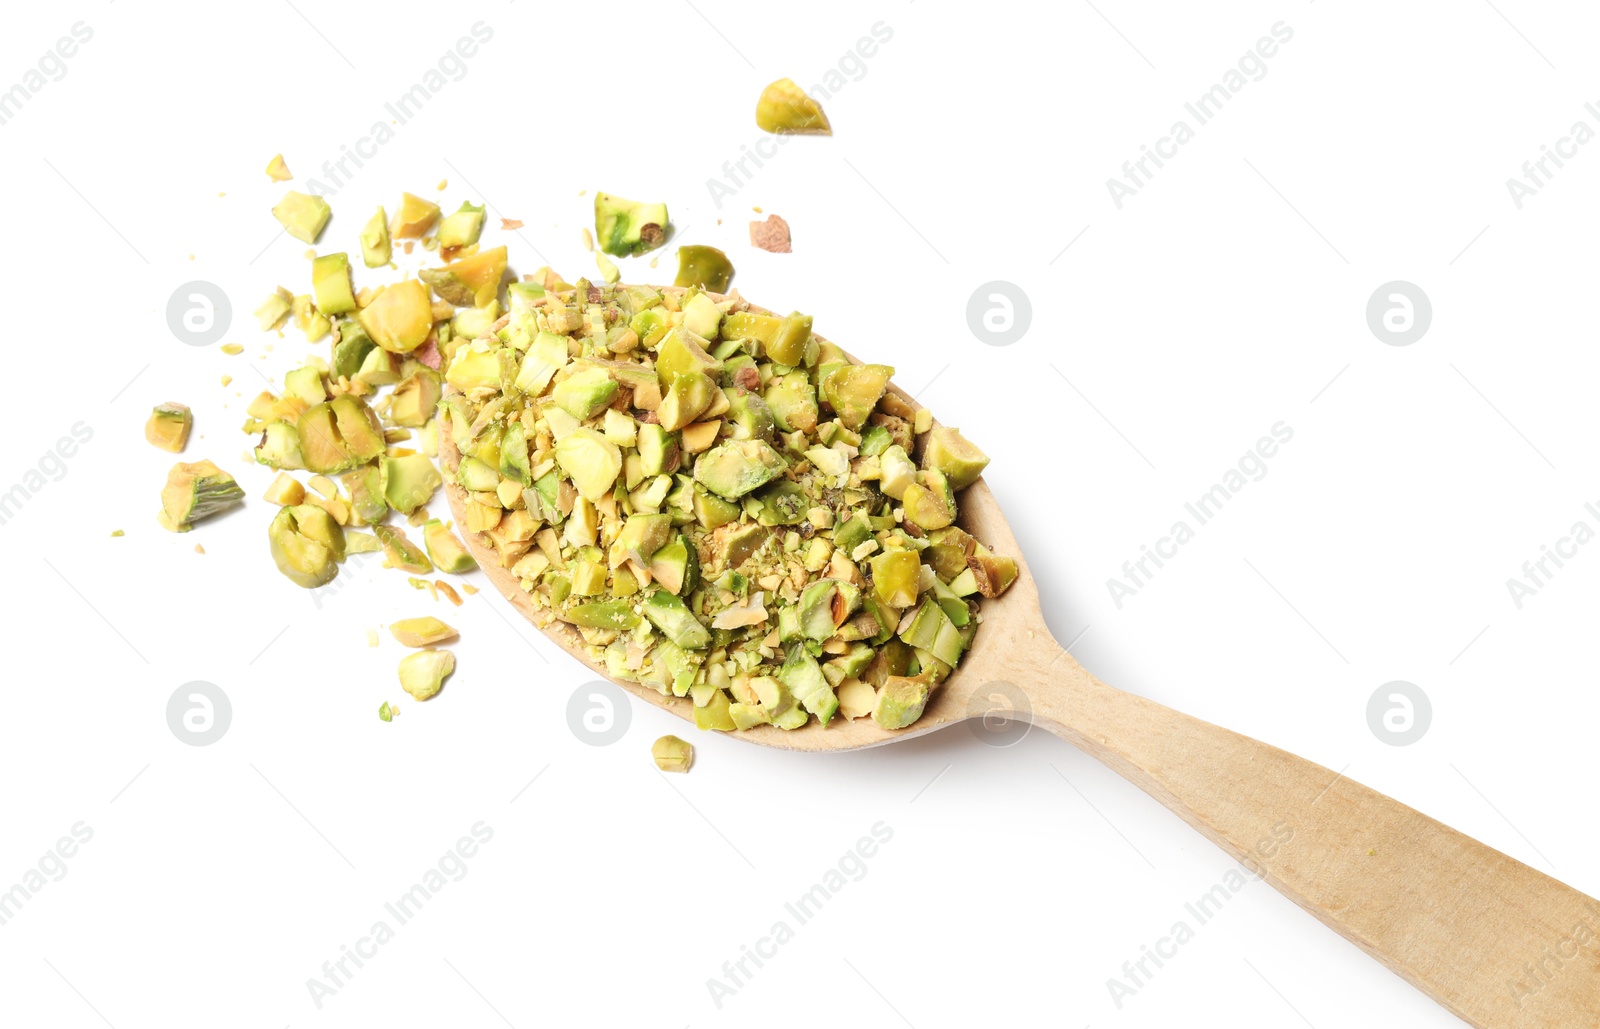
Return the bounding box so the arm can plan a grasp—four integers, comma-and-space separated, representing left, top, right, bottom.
263, 472, 305, 506
398, 649, 455, 700
651, 735, 694, 773
389, 616, 459, 647
265, 154, 292, 181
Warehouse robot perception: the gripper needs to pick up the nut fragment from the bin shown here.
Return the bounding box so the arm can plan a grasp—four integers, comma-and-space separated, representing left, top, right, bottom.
651, 735, 694, 773
399, 649, 455, 700
749, 213, 792, 253
389, 617, 458, 647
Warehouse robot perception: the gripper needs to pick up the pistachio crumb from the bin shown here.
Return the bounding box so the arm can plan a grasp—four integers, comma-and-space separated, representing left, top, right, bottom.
220, 343, 243, 355
111, 529, 124, 537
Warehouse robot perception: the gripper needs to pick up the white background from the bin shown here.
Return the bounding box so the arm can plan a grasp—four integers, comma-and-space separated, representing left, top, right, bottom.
2, 1, 1595, 1026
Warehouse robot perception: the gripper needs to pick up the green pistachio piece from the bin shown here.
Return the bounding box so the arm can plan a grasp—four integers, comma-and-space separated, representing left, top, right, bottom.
159, 460, 244, 532
674, 245, 734, 293
594, 193, 669, 256
267, 504, 345, 587
922, 426, 990, 490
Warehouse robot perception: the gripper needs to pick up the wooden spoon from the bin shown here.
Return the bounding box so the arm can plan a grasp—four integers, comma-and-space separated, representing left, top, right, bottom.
442, 289, 1599, 1028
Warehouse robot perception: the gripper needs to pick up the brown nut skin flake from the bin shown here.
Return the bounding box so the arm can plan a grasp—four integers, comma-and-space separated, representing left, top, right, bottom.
749, 214, 792, 253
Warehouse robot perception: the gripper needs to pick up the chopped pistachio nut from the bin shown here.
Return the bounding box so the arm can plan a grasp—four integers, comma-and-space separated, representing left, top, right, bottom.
263, 472, 305, 506
651, 734, 694, 772
755, 78, 832, 135
390, 192, 440, 239
268, 504, 345, 587
159, 460, 244, 532
345, 530, 383, 554
438, 282, 1017, 733
256, 287, 293, 331
424, 519, 477, 573
220, 343, 244, 356
674, 245, 733, 293
594, 193, 669, 256
398, 648, 454, 701
437, 201, 486, 249
145, 402, 192, 453
378, 701, 394, 722
420, 246, 507, 308
389, 616, 458, 647
111, 529, 124, 537
272, 191, 331, 244
265, 154, 292, 182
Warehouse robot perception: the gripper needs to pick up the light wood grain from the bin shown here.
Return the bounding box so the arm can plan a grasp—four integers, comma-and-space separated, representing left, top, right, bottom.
442, 287, 1600, 1027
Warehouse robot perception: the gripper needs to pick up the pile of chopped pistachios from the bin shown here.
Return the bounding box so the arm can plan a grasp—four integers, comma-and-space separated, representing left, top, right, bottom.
443, 277, 1018, 733
233, 171, 1015, 733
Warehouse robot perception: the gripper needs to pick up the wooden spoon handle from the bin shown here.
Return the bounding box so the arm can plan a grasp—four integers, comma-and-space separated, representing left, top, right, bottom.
1010, 638, 1600, 1027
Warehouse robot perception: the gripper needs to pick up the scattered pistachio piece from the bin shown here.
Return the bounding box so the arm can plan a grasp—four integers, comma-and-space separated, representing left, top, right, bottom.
366, 627, 380, 647
145, 403, 193, 453
110, 529, 124, 537
378, 701, 393, 722
265, 154, 292, 181
345, 530, 383, 554
390, 192, 440, 239
749, 213, 792, 253
594, 193, 669, 256
651, 734, 694, 773
674, 245, 733, 292
437, 201, 486, 249
256, 287, 293, 331
220, 343, 244, 356
398, 649, 454, 700
263, 473, 305, 506
267, 504, 345, 587
272, 191, 331, 244
435, 580, 462, 606
158, 460, 244, 532
389, 616, 458, 647
424, 520, 477, 574
755, 78, 831, 135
